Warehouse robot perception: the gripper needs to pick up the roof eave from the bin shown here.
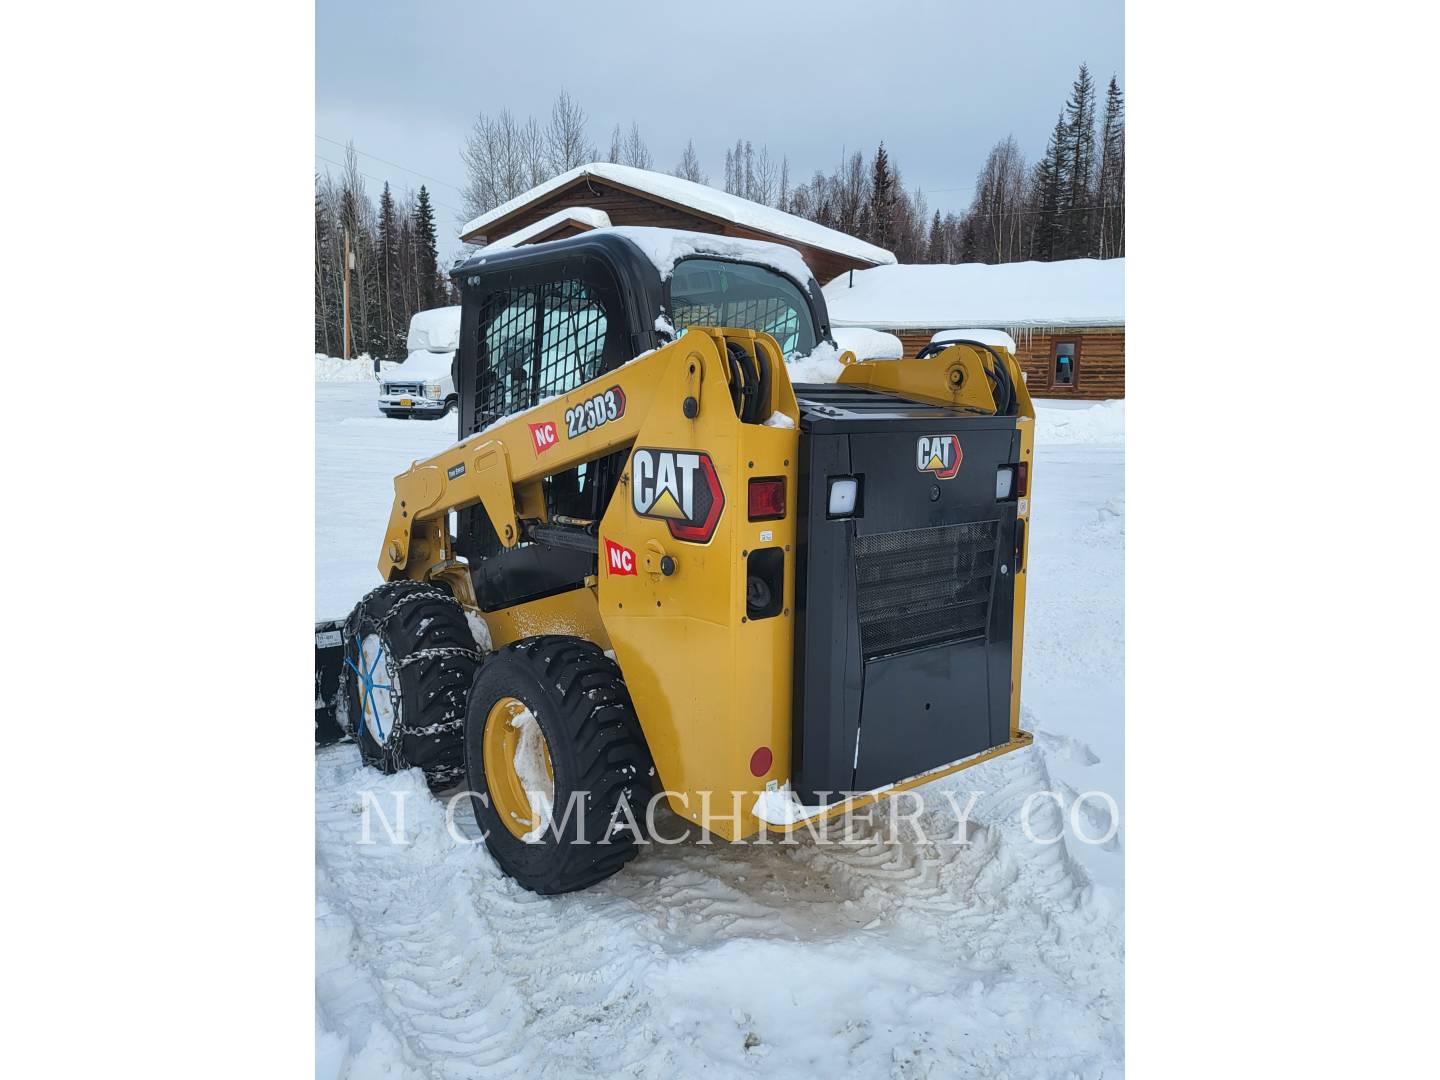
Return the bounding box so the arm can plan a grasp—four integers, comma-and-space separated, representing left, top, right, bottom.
460, 166, 893, 267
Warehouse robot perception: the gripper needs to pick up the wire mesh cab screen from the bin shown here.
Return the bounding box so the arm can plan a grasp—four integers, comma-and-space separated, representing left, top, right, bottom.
668, 257, 817, 358
470, 272, 621, 436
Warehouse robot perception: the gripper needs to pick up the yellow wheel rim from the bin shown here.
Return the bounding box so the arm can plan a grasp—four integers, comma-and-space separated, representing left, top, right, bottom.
482, 696, 556, 840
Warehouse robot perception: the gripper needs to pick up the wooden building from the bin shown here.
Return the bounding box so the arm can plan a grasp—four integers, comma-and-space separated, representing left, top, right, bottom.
459, 162, 895, 285
822, 259, 1126, 399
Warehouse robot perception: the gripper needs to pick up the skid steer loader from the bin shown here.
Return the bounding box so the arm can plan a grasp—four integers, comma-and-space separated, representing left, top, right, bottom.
315, 227, 1035, 894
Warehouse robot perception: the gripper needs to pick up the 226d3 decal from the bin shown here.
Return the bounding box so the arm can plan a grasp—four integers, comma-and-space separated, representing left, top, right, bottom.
631, 448, 725, 542
916, 434, 963, 479
565, 386, 626, 439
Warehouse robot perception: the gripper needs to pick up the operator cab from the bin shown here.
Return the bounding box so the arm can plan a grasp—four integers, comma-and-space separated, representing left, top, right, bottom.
448, 227, 832, 608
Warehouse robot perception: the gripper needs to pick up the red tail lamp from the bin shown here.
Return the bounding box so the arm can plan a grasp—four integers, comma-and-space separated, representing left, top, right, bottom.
748, 477, 786, 521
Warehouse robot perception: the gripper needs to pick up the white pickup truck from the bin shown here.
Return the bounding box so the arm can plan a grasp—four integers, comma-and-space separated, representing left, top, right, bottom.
378, 306, 461, 419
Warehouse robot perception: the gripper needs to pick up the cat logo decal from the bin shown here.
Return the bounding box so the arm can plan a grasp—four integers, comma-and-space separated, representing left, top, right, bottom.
631, 448, 724, 542
916, 434, 962, 480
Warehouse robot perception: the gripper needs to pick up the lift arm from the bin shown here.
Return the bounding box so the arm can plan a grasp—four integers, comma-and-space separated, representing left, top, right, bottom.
375, 328, 788, 588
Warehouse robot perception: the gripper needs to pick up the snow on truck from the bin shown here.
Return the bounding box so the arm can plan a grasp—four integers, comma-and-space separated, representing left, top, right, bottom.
377, 306, 462, 418
315, 227, 1037, 894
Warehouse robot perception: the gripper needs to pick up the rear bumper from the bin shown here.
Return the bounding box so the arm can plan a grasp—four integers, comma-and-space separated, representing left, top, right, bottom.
754, 731, 1033, 830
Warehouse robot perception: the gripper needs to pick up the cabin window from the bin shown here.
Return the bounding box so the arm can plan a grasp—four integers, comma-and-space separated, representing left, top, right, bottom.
535, 277, 609, 400
473, 278, 610, 432
667, 257, 818, 358
1052, 340, 1078, 387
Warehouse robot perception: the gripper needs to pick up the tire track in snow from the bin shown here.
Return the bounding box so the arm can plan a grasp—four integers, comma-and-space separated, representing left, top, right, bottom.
316, 715, 1121, 1078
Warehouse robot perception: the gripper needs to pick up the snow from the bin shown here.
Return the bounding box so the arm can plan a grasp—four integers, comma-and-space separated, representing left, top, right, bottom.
762, 411, 795, 429
464, 609, 492, 653
784, 340, 845, 384
404, 305, 461, 353
314, 353, 380, 382
824, 258, 1125, 330
930, 327, 1019, 352
1033, 398, 1126, 444
831, 326, 904, 360
602, 225, 819, 289
479, 206, 611, 252
382, 349, 451, 381
315, 375, 1124, 1076
507, 705, 555, 843
461, 162, 896, 268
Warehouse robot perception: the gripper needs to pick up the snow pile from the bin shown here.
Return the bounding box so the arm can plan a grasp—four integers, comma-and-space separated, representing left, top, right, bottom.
785, 341, 845, 384
831, 326, 903, 360
383, 349, 452, 381
461, 162, 895, 267
315, 354, 378, 382
507, 705, 554, 843
405, 306, 461, 353
930, 327, 1019, 352
824, 258, 1125, 330
602, 226, 818, 289
1033, 400, 1126, 444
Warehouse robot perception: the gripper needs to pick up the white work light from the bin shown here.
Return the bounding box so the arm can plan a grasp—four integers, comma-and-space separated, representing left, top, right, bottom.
828, 476, 859, 518
995, 466, 1014, 500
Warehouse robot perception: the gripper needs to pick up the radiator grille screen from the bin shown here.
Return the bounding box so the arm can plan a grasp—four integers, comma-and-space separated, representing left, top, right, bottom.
853, 521, 999, 659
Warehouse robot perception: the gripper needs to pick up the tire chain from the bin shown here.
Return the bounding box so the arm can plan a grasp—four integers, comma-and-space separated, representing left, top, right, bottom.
340, 584, 479, 776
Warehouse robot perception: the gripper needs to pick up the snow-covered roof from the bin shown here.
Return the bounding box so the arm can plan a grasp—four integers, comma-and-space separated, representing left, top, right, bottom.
406, 306, 461, 353
481, 207, 611, 252
823, 258, 1124, 330
461, 162, 896, 268
602, 226, 817, 287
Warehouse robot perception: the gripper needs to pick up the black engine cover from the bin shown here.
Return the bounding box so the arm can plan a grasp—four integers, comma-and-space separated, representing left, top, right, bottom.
790, 384, 1022, 805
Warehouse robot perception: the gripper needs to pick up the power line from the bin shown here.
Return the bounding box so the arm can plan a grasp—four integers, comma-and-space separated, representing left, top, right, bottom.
316, 135, 468, 195
314, 153, 468, 219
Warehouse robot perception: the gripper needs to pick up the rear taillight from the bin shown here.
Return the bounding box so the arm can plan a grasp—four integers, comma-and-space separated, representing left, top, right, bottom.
996, 462, 1029, 501
748, 477, 786, 521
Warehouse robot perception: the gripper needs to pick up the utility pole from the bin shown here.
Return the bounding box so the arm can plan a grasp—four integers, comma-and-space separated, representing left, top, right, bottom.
342, 226, 353, 360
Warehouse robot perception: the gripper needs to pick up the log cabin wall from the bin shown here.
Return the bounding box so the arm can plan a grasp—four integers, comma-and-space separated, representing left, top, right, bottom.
891, 327, 1125, 400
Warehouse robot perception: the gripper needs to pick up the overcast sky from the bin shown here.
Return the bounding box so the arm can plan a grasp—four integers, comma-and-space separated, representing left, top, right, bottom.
316, 0, 1123, 265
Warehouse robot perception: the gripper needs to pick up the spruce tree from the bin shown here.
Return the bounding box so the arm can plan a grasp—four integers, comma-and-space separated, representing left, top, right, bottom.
927, 209, 946, 263
1029, 114, 1067, 261
414, 185, 441, 309
378, 183, 403, 355
1059, 63, 1097, 258
867, 142, 896, 249
1096, 75, 1125, 258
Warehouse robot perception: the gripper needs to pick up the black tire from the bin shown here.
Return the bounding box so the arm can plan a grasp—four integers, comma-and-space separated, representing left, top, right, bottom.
443, 397, 458, 416
340, 581, 481, 790
465, 636, 654, 894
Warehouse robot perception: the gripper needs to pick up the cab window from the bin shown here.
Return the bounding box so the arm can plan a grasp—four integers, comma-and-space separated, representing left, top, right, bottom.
668, 258, 817, 358
473, 278, 610, 432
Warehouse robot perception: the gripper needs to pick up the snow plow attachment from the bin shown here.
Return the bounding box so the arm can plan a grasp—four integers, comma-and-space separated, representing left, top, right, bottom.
314, 619, 346, 746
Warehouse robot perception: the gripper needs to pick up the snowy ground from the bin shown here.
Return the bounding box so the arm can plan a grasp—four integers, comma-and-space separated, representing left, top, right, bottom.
316, 376, 1125, 1078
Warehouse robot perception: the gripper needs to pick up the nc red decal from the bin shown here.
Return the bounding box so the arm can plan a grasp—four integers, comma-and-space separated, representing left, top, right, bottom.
604, 538, 637, 576
529, 420, 558, 455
